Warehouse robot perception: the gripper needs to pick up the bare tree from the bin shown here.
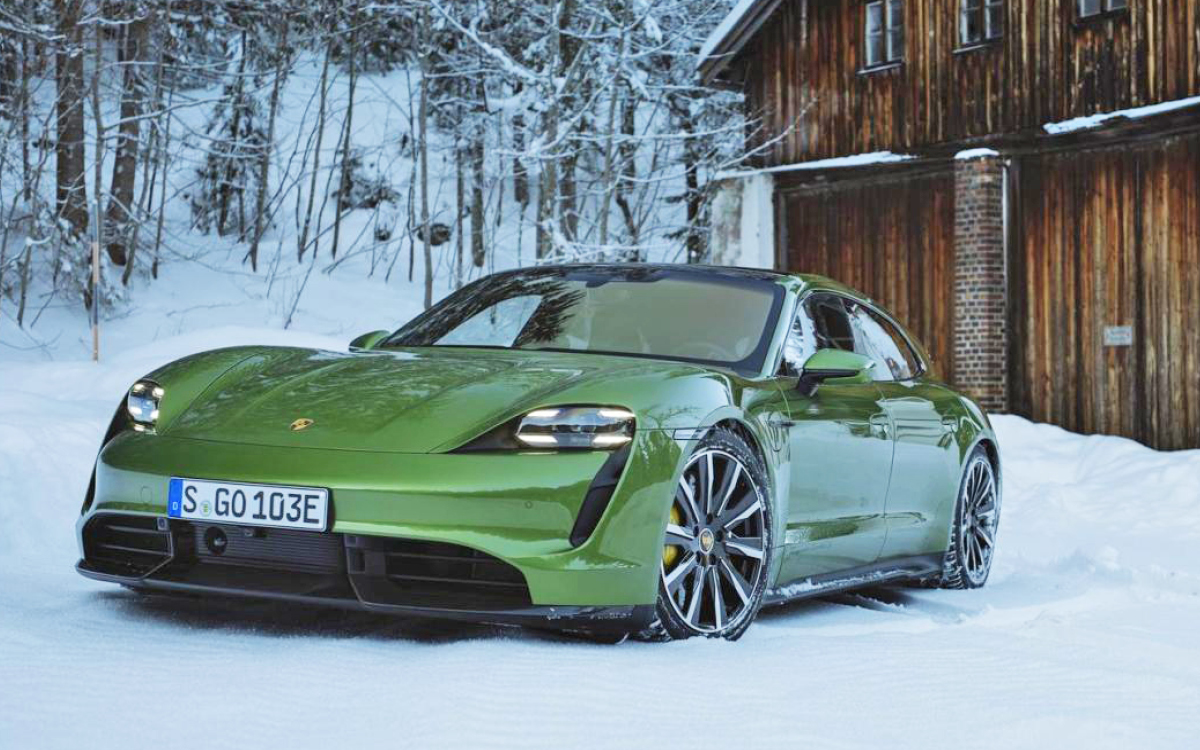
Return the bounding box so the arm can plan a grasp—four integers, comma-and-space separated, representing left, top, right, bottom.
103, 5, 151, 266
54, 0, 88, 242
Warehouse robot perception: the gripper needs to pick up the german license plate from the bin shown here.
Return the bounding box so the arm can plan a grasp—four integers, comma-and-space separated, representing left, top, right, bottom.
167, 478, 329, 531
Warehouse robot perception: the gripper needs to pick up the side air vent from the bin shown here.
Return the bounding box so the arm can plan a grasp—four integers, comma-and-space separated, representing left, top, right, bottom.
346, 536, 532, 611
83, 514, 172, 576
569, 444, 631, 547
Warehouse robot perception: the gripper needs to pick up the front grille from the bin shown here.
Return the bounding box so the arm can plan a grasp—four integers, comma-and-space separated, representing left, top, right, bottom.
189, 523, 345, 574
83, 514, 171, 576
347, 536, 532, 610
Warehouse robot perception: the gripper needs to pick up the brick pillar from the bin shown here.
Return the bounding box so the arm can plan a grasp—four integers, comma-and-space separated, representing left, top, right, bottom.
953, 153, 1008, 412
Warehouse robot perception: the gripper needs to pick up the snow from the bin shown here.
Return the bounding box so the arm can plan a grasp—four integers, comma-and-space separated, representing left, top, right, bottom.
956, 147, 1001, 160
715, 150, 916, 180
1044, 95, 1200, 134
698, 0, 762, 64
4, 269, 1200, 748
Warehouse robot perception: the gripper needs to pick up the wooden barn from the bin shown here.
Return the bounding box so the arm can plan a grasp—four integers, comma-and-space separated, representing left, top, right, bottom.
702, 0, 1200, 450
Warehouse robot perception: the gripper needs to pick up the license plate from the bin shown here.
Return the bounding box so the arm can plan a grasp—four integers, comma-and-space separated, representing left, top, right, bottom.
167, 478, 329, 532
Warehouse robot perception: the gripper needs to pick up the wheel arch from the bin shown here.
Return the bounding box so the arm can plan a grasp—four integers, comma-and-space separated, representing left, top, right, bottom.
710, 418, 769, 478
703, 416, 786, 585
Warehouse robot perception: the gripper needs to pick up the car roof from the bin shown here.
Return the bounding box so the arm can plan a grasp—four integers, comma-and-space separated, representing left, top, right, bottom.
496, 263, 868, 300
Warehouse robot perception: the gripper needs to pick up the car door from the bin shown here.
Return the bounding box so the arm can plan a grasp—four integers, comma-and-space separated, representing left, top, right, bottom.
777, 294, 894, 582
844, 302, 961, 562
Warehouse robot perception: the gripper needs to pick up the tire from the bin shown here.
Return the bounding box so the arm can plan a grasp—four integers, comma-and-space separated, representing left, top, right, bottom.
939, 446, 1000, 589
642, 427, 773, 641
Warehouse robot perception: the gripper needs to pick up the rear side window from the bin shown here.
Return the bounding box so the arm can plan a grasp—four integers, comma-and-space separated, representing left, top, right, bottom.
846, 302, 922, 381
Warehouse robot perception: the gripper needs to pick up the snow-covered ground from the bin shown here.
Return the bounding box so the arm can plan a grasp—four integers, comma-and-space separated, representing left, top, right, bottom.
3, 282, 1200, 748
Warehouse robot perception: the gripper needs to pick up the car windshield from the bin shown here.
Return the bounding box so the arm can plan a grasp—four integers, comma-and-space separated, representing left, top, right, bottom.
383, 267, 785, 372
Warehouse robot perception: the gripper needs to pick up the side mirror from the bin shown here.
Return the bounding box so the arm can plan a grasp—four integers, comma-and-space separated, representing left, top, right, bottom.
796, 350, 876, 396
349, 330, 390, 352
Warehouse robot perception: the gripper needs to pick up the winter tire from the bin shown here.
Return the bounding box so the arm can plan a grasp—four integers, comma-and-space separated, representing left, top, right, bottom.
940, 446, 1000, 589
649, 427, 773, 641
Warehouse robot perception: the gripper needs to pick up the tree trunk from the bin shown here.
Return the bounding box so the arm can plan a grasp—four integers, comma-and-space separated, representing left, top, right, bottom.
454, 94, 465, 288
512, 111, 528, 207
127, 0, 170, 286
297, 40, 331, 261
54, 0, 88, 240
330, 1, 359, 261
0, 47, 14, 111
217, 31, 248, 237
536, 163, 552, 259
470, 79, 486, 269
152, 67, 175, 279
104, 13, 150, 267
418, 9, 432, 309
249, 12, 288, 272
669, 93, 704, 264
597, 30, 627, 250
19, 14, 32, 203
614, 82, 640, 260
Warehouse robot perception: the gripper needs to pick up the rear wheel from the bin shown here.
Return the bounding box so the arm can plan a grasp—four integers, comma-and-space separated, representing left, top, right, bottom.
649, 428, 772, 641
940, 447, 1000, 589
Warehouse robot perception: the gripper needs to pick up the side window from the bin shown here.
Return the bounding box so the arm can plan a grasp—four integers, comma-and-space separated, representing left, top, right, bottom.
1079, 0, 1127, 19
846, 303, 921, 381
811, 296, 856, 352
960, 0, 1004, 46
865, 0, 905, 68
781, 303, 819, 373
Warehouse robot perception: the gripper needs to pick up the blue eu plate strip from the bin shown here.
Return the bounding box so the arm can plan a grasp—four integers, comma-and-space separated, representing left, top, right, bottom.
167, 478, 183, 518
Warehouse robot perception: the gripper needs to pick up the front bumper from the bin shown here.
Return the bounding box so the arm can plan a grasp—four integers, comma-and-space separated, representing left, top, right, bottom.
76, 514, 653, 635
77, 429, 682, 628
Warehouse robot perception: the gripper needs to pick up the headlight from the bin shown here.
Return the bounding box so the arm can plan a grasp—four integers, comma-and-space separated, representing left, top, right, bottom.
126, 380, 164, 431
516, 406, 635, 449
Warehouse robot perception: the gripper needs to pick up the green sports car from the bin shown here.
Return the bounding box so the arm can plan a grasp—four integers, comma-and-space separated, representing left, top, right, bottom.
77, 264, 1001, 641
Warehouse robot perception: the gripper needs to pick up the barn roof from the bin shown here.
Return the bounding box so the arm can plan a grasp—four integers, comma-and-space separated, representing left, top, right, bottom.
697, 0, 784, 84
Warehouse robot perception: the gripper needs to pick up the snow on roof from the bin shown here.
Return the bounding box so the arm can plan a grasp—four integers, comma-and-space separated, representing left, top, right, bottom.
1044, 95, 1200, 134
715, 150, 916, 180
956, 148, 1001, 160
698, 0, 764, 65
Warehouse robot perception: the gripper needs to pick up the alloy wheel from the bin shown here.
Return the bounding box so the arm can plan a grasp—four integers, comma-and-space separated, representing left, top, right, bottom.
959, 455, 999, 585
661, 449, 767, 635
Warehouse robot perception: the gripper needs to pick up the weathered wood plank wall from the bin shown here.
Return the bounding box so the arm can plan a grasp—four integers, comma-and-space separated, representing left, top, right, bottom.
1009, 131, 1200, 450
777, 168, 958, 378
739, 0, 1200, 166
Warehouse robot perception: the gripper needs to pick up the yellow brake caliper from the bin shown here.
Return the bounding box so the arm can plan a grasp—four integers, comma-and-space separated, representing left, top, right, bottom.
663, 504, 683, 568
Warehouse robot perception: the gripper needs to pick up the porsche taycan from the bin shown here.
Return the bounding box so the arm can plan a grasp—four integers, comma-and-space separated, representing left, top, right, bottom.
77, 264, 1001, 640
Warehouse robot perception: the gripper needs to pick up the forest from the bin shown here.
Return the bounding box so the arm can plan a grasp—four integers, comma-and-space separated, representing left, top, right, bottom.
0, 0, 758, 341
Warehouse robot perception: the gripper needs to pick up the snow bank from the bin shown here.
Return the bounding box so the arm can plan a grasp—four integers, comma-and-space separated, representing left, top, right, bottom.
3, 291, 1200, 747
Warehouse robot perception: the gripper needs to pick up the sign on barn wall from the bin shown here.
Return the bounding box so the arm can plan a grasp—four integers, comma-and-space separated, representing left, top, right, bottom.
1103, 326, 1133, 347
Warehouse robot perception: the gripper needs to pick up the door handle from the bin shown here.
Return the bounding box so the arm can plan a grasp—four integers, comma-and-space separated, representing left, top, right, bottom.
869, 414, 891, 440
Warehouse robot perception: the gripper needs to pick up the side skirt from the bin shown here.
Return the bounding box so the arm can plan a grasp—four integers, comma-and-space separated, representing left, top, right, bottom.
762, 553, 943, 607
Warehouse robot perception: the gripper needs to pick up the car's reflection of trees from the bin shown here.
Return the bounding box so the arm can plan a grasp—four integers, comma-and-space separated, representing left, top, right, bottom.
390, 273, 584, 350
388, 266, 674, 351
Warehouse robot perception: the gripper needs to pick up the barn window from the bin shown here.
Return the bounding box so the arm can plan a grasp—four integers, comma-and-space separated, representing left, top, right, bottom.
865, 0, 904, 68
960, 0, 1004, 45
1078, 0, 1128, 18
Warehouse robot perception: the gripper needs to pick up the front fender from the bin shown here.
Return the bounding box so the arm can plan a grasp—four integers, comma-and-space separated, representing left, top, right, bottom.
140, 346, 271, 434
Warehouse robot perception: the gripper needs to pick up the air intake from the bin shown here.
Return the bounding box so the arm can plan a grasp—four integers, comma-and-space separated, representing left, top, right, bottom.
83, 514, 171, 576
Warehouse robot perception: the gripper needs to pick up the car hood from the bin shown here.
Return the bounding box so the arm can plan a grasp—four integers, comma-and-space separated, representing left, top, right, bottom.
161, 346, 716, 453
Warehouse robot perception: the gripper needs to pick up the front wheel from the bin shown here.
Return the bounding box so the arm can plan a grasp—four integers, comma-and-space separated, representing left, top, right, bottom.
649, 428, 772, 641
939, 447, 1001, 589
